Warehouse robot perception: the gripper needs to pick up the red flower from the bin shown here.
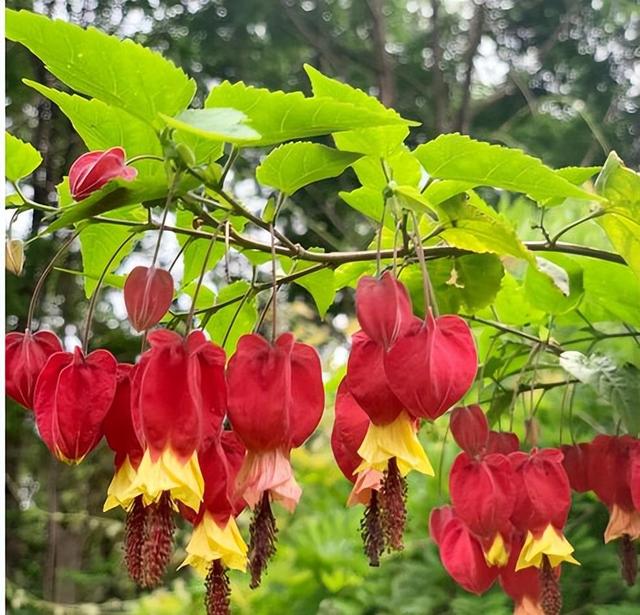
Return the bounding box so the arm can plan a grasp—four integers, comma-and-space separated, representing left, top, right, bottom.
227, 332, 324, 509
69, 146, 137, 201
5, 330, 62, 409
355, 272, 414, 349
449, 451, 515, 565
429, 506, 499, 595
450, 405, 489, 457
486, 430, 520, 455
384, 311, 477, 421
33, 347, 117, 463
560, 443, 592, 493
346, 331, 405, 426
124, 266, 174, 332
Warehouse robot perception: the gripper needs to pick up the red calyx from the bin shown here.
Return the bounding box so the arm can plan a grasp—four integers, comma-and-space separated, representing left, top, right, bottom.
355, 272, 414, 350
384, 312, 478, 421
33, 346, 118, 462
450, 405, 489, 457
69, 146, 137, 201
124, 266, 174, 332
5, 330, 62, 410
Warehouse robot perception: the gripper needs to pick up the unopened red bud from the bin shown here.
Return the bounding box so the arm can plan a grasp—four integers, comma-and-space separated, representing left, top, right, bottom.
6, 239, 25, 276
69, 147, 137, 201
124, 266, 174, 332
450, 405, 489, 456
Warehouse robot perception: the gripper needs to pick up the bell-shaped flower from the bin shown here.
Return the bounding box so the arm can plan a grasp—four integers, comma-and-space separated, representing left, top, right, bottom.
560, 443, 592, 494
384, 311, 477, 421
69, 146, 137, 201
102, 364, 145, 512
124, 266, 174, 332
429, 506, 499, 595
355, 272, 414, 349
33, 346, 117, 463
509, 449, 579, 571
129, 329, 227, 513
6, 329, 62, 409
227, 332, 324, 587
450, 405, 489, 457
449, 451, 516, 567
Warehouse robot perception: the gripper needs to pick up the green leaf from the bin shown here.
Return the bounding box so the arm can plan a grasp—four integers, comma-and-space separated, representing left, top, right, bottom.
5, 131, 42, 182
205, 281, 257, 353
435, 192, 534, 263
350, 148, 422, 191
400, 254, 504, 315
595, 152, 640, 281
489, 273, 546, 326
78, 206, 146, 297
6, 8, 195, 124
524, 255, 585, 315
423, 180, 477, 205
205, 81, 412, 147
414, 134, 602, 203
559, 351, 640, 435
556, 166, 601, 184
256, 142, 361, 195
281, 257, 336, 317
334, 261, 375, 290
304, 64, 417, 156
160, 109, 261, 144
339, 186, 385, 224
392, 185, 436, 216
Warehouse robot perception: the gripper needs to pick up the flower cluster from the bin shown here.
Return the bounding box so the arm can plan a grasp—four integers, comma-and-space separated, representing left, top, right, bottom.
332, 272, 477, 564
431, 405, 579, 614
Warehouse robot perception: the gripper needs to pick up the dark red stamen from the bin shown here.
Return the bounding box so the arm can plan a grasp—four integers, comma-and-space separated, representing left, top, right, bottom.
360, 489, 384, 566
124, 495, 146, 585
205, 559, 231, 615
248, 491, 278, 588
379, 457, 407, 552
140, 491, 175, 588
540, 555, 562, 615
619, 533, 638, 587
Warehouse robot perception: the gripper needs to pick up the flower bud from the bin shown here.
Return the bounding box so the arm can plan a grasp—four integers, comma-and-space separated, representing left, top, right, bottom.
450, 405, 489, 456
69, 147, 137, 201
124, 266, 174, 332
6, 239, 25, 276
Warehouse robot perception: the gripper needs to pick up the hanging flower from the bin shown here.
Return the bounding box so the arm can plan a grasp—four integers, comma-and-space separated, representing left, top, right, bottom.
355, 272, 413, 349
331, 379, 384, 565
33, 346, 117, 463
124, 266, 174, 332
384, 310, 477, 421
227, 332, 324, 587
450, 405, 490, 458
5, 329, 62, 410
181, 431, 248, 615
429, 506, 500, 595
69, 146, 137, 201
509, 449, 579, 573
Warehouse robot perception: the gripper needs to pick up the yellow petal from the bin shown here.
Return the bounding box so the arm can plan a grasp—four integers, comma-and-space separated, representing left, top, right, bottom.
483, 532, 509, 567
180, 513, 248, 575
103, 456, 139, 512
130, 448, 204, 511
515, 524, 579, 571
355, 411, 434, 477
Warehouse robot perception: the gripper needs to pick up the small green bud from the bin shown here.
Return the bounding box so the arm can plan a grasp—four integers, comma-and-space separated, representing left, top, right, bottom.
6, 239, 25, 276
175, 142, 196, 168
262, 197, 277, 223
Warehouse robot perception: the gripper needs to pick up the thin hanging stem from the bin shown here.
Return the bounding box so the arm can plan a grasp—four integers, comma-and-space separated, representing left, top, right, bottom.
224, 221, 231, 283
151, 173, 181, 268
82, 234, 135, 353
26, 231, 80, 331
392, 217, 402, 276
168, 237, 194, 273
221, 268, 257, 348
436, 424, 450, 498
410, 211, 439, 318
186, 223, 223, 334
270, 224, 277, 342
375, 200, 387, 277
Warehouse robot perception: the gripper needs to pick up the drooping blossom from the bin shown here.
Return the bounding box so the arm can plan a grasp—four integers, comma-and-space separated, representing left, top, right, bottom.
384, 310, 477, 421
5, 329, 62, 409
227, 332, 324, 587
181, 431, 248, 615
69, 146, 137, 201
124, 266, 174, 332
33, 346, 117, 463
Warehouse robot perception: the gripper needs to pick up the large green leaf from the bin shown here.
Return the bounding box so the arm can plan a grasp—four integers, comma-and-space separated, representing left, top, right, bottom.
524, 255, 585, 315
304, 64, 416, 156
160, 109, 261, 144
5, 131, 42, 182
339, 186, 385, 225
350, 148, 422, 191
205, 81, 412, 147
400, 254, 504, 315
414, 134, 602, 203
435, 192, 534, 263
559, 351, 640, 435
489, 273, 546, 326
595, 152, 640, 281
256, 142, 361, 195
78, 207, 146, 297
6, 9, 195, 124
281, 256, 336, 317
206, 281, 257, 353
